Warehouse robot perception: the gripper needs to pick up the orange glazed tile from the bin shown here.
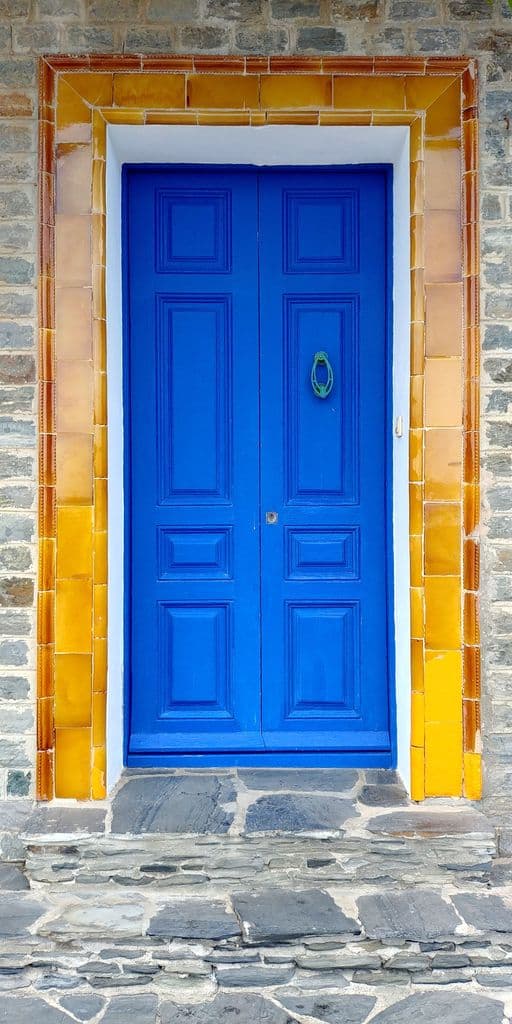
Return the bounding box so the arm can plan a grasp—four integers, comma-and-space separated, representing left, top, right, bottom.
55, 578, 93, 654
464, 221, 479, 279
410, 215, 424, 271
55, 432, 93, 505
38, 590, 54, 646
463, 171, 478, 224
39, 484, 56, 538
405, 75, 457, 111
464, 645, 480, 699
371, 112, 415, 126
56, 360, 94, 434
145, 111, 197, 124
324, 57, 374, 74
410, 535, 423, 588
266, 111, 319, 125
55, 215, 91, 288
411, 637, 424, 693
424, 141, 460, 211
94, 424, 107, 479
424, 650, 462, 723
463, 118, 478, 174
410, 374, 424, 429
92, 214, 106, 270
92, 691, 106, 746
40, 170, 55, 228
464, 379, 479, 435
40, 328, 55, 383
410, 482, 424, 536
424, 358, 463, 428
409, 116, 423, 163
37, 695, 54, 751
410, 745, 425, 801
425, 502, 461, 576
88, 55, 141, 72
40, 431, 56, 488
56, 79, 91, 135
55, 287, 92, 361
410, 160, 424, 216
464, 481, 480, 536
94, 584, 107, 639
411, 269, 425, 323
40, 381, 55, 437
464, 591, 479, 646
92, 318, 106, 372
464, 277, 479, 330
55, 727, 90, 799
464, 538, 480, 593
91, 744, 106, 799
409, 429, 424, 483
193, 56, 245, 72
92, 109, 106, 160
411, 690, 425, 748
425, 721, 463, 796
410, 587, 424, 640
142, 57, 192, 72
463, 751, 482, 800
62, 72, 113, 107
92, 265, 106, 320
334, 75, 405, 111
319, 111, 372, 125
40, 116, 56, 175
187, 75, 259, 110
56, 505, 93, 580
463, 697, 480, 752
102, 109, 145, 125
197, 112, 251, 125
410, 322, 425, 376
94, 371, 107, 426
271, 56, 323, 73
425, 576, 461, 650
95, 477, 107, 532
424, 210, 462, 284
94, 531, 107, 586
39, 277, 55, 333
374, 57, 426, 74
39, 537, 55, 593
55, 653, 92, 728
425, 79, 462, 140
93, 637, 107, 692
425, 283, 463, 358
113, 73, 185, 109
40, 223, 54, 281
261, 75, 332, 109
92, 160, 105, 215
462, 66, 477, 110
37, 749, 54, 801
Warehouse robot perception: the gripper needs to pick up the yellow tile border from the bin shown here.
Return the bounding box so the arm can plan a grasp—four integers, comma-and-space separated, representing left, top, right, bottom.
38, 55, 480, 801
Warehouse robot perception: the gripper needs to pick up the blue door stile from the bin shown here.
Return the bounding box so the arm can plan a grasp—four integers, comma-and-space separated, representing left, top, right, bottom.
124, 164, 395, 768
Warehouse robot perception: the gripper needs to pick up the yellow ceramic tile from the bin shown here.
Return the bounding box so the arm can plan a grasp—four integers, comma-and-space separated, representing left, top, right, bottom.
424, 210, 462, 284
94, 583, 107, 639
425, 576, 461, 650
92, 265, 106, 319
425, 283, 463, 357
95, 477, 107, 532
56, 432, 93, 505
410, 535, 423, 588
410, 483, 424, 536
410, 322, 425, 376
38, 590, 54, 646
56, 143, 92, 215
411, 690, 425, 747
405, 75, 457, 111
55, 653, 92, 727
94, 370, 107, 426
464, 482, 480, 536
425, 79, 462, 140
92, 318, 106, 373
55, 578, 93, 654
39, 537, 55, 592
424, 650, 463, 723
91, 744, 106, 799
261, 75, 332, 109
92, 213, 106, 269
55, 286, 93, 361
92, 691, 106, 746
424, 141, 461, 211
37, 749, 54, 801
424, 358, 463, 428
463, 751, 482, 800
334, 75, 405, 110
319, 111, 372, 125
56, 505, 93, 579
56, 78, 91, 134
411, 637, 424, 693
92, 160, 105, 216
94, 425, 107, 479
424, 502, 461, 575
92, 108, 106, 160
409, 429, 424, 483
425, 720, 463, 796
410, 587, 424, 639
103, 109, 145, 125
410, 159, 424, 216
55, 215, 91, 288
410, 214, 424, 270
464, 538, 479, 593
410, 745, 425, 801
187, 75, 259, 109
410, 374, 424, 429
56, 360, 94, 434
94, 531, 107, 585
55, 727, 91, 799
425, 428, 462, 501
63, 72, 113, 107
411, 268, 425, 323
114, 73, 185, 109
409, 115, 423, 163
93, 636, 107, 692
265, 111, 319, 125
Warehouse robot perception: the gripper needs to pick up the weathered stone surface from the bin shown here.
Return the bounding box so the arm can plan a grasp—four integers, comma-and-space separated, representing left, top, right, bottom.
278, 992, 375, 1023
232, 888, 359, 943
100, 995, 158, 1024
0, 863, 28, 890
7, 769, 30, 796
369, 992, 504, 1024
215, 963, 294, 986
453, 893, 512, 933
59, 994, 105, 1021
0, 895, 44, 935
148, 900, 240, 940
358, 784, 408, 807
38, 902, 144, 939
358, 891, 459, 942
245, 794, 356, 832
111, 774, 235, 834
367, 809, 492, 836
239, 769, 358, 792
24, 806, 106, 835
0, 997, 74, 1023
161, 994, 290, 1024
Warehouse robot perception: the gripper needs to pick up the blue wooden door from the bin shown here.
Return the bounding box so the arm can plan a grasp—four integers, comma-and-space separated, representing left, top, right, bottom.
125, 165, 392, 764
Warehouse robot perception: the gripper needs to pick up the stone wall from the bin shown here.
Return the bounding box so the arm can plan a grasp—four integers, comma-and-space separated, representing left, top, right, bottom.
0, 0, 511, 816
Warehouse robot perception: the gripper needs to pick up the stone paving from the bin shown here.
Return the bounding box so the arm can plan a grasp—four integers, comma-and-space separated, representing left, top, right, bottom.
0, 770, 511, 1022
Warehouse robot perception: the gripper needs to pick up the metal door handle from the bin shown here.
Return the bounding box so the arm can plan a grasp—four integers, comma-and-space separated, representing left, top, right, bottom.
266, 511, 278, 525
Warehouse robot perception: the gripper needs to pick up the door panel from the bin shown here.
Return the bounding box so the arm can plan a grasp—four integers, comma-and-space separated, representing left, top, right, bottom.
259, 169, 390, 751
126, 168, 262, 754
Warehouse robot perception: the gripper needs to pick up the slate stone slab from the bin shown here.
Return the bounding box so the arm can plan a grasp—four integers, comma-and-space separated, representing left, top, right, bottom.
358, 784, 408, 807
215, 963, 294, 986
0, 997, 73, 1023
100, 995, 158, 1024
244, 794, 356, 833
24, 806, 106, 835
38, 902, 144, 939
161, 994, 291, 1024
0, 863, 28, 890
59, 995, 105, 1021
358, 891, 459, 942
111, 774, 235, 834
148, 900, 240, 940
232, 888, 359, 943
0, 896, 44, 936
367, 809, 493, 836
278, 992, 376, 1024
238, 769, 359, 792
368, 991, 504, 1024
453, 893, 512, 933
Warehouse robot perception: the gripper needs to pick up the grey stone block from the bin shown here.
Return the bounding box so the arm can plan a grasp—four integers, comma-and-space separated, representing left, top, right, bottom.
0, 863, 28, 890
111, 774, 235, 834
59, 995, 105, 1021
415, 27, 462, 50
0, 124, 33, 154
87, 0, 139, 17
358, 891, 459, 942
0, 896, 44, 935
161, 994, 290, 1024
0, 644, 29, 668
125, 27, 177, 51
0, 59, 35, 87
0, 486, 35, 509
0, 355, 35, 384
453, 894, 512, 933
0, 190, 34, 218
6, 770, 30, 796
179, 26, 227, 50
358, 784, 408, 807
24, 806, 106, 835
449, 0, 491, 15
0, 577, 34, 606
296, 27, 346, 51
38, 902, 144, 940
0, 998, 74, 1023
271, 0, 320, 14
205, 0, 262, 19
0, 294, 34, 317
0, 155, 34, 182
278, 993, 375, 1023
0, 675, 29, 699
232, 888, 359, 943
148, 900, 240, 940
0, 257, 34, 286
484, 325, 512, 350
216, 964, 294, 986
148, 0, 201, 20
100, 995, 158, 1024
0, 609, 32, 635
389, 0, 438, 16
367, 809, 492, 836
239, 768, 359, 792
368, 992, 504, 1024
63, 26, 116, 50
39, 0, 83, 14
0, 323, 33, 350
235, 28, 288, 51
0, 546, 33, 573
245, 794, 356, 832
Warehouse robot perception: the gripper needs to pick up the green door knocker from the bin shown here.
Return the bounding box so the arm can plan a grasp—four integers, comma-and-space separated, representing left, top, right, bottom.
310, 351, 334, 399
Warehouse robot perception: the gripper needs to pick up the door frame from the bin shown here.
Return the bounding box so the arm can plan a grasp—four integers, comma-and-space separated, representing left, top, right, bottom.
108, 125, 410, 789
